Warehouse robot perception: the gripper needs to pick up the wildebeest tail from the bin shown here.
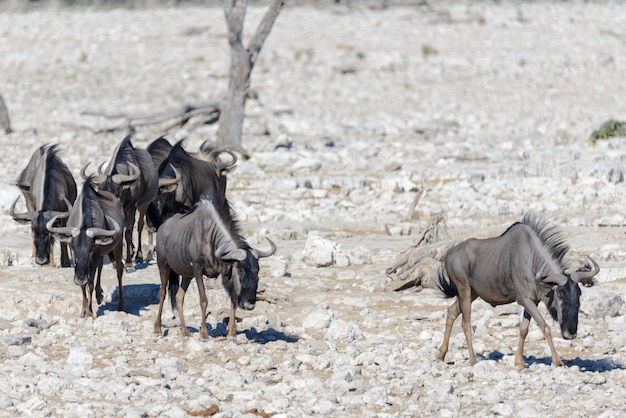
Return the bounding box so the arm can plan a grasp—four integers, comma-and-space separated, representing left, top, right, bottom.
168, 270, 179, 314
436, 265, 458, 298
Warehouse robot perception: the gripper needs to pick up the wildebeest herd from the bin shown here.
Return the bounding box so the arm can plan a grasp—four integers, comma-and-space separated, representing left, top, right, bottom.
10, 135, 600, 369
11, 134, 276, 338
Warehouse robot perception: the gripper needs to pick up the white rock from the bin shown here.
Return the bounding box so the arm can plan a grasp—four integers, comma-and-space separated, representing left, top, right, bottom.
67, 347, 93, 368
302, 234, 336, 267
302, 310, 332, 330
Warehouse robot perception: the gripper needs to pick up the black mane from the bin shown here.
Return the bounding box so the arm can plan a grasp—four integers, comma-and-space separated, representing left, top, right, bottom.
521, 212, 570, 267
195, 186, 248, 250
81, 176, 108, 229
147, 135, 172, 166
159, 140, 226, 205
42, 144, 76, 210
110, 133, 138, 175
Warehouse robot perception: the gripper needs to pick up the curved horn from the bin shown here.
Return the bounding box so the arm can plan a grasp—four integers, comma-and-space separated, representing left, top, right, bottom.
215, 241, 247, 262
9, 195, 35, 223
46, 214, 78, 237
98, 161, 107, 175
86, 215, 120, 239
111, 162, 140, 185
63, 197, 73, 212
80, 161, 92, 180
541, 274, 568, 287
84, 161, 106, 185
571, 256, 600, 286
158, 165, 180, 190
214, 149, 238, 173
255, 237, 277, 258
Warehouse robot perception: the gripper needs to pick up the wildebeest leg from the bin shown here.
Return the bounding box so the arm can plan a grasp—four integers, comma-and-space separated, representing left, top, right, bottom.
112, 245, 125, 311
517, 297, 563, 367
60, 241, 71, 268
48, 243, 56, 267
194, 269, 209, 339
176, 277, 192, 337
154, 264, 171, 335
515, 310, 532, 370
95, 259, 104, 305
135, 206, 147, 263
124, 209, 136, 268
86, 279, 96, 318
459, 290, 479, 365
437, 299, 460, 362
80, 285, 89, 318
227, 302, 237, 340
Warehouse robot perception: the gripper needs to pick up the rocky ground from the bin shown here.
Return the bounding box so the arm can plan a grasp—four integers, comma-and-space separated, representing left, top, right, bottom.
1, 1, 626, 417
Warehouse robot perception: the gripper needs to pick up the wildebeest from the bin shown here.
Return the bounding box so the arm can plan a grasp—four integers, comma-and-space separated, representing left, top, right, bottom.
436, 213, 599, 370
47, 178, 126, 318
153, 187, 276, 339
151, 140, 236, 226
10, 144, 77, 267
84, 133, 158, 267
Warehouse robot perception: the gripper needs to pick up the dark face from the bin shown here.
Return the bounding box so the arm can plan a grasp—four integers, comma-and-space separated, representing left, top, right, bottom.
32, 212, 53, 265
71, 230, 98, 287
546, 278, 581, 340
233, 251, 261, 310
98, 177, 122, 198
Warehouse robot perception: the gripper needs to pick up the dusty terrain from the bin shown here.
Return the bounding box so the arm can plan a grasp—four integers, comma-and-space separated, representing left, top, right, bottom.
1, 1, 626, 417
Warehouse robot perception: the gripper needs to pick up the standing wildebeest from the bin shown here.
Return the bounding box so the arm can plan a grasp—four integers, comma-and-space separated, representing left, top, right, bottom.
47, 178, 125, 318
11, 144, 77, 267
153, 187, 276, 339
84, 133, 158, 267
436, 213, 599, 370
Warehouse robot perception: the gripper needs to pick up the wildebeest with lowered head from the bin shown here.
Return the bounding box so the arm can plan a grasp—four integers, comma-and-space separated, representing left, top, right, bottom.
47, 178, 125, 318
154, 187, 276, 339
11, 144, 77, 267
84, 133, 158, 267
436, 213, 599, 370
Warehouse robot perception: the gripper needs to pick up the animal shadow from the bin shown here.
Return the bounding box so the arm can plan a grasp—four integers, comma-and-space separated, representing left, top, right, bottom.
173, 323, 299, 344
97, 283, 160, 316
484, 351, 624, 372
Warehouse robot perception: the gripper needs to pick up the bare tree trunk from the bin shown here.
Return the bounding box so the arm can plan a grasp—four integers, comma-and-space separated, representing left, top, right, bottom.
217, 0, 285, 158
0, 93, 12, 134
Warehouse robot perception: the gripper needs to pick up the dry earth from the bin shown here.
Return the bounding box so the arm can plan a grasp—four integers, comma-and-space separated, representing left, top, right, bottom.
1, 1, 626, 417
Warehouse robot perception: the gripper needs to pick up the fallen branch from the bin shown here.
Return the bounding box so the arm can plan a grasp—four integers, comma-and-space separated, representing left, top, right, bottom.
387, 213, 456, 291
74, 101, 222, 134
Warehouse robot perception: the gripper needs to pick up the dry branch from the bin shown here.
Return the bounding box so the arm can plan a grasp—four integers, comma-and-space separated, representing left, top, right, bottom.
74, 101, 221, 134
387, 213, 456, 292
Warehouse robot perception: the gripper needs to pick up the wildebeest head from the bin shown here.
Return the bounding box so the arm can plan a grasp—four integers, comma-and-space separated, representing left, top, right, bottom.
47, 214, 120, 286
47, 180, 122, 287
216, 238, 276, 310
10, 195, 66, 265
540, 257, 599, 340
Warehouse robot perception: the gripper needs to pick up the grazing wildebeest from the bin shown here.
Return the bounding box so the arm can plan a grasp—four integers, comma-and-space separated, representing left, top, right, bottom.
47, 178, 126, 318
85, 133, 158, 267
436, 213, 599, 370
11, 144, 77, 267
153, 187, 276, 339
